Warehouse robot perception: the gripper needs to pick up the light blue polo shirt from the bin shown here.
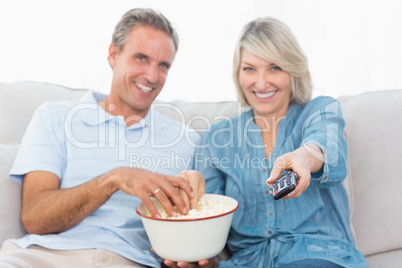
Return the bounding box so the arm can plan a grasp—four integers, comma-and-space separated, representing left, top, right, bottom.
10, 91, 199, 267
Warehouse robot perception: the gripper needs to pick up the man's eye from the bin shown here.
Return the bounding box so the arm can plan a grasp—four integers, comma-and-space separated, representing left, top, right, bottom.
135, 54, 147, 61
160, 63, 170, 69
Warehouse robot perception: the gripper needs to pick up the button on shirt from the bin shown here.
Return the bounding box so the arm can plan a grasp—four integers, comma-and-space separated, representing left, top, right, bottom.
10, 91, 200, 267
194, 96, 368, 268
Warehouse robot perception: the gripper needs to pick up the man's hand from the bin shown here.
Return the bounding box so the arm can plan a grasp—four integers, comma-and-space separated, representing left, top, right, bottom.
111, 167, 196, 218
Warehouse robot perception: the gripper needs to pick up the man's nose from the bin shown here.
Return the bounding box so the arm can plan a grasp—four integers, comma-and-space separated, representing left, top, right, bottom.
144, 65, 158, 84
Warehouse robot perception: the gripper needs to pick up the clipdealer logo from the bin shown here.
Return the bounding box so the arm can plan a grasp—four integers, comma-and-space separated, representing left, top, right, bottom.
63, 99, 343, 167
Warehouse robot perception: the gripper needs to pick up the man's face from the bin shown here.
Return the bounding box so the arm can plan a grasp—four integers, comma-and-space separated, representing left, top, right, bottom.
108, 25, 176, 120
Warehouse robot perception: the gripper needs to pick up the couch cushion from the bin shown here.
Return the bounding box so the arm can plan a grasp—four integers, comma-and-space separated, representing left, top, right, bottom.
366, 249, 402, 268
339, 89, 402, 257
0, 81, 88, 144
0, 144, 26, 245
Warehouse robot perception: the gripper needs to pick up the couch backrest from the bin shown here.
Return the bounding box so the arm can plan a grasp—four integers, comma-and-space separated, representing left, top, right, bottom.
0, 82, 242, 144
0, 81, 88, 144
153, 100, 242, 134
338, 90, 402, 257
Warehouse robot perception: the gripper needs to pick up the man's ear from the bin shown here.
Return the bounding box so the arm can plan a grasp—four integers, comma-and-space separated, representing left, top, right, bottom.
108, 43, 118, 68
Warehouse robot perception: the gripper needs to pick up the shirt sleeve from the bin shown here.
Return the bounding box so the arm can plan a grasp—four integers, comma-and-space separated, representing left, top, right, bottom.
10, 102, 66, 184
299, 97, 348, 187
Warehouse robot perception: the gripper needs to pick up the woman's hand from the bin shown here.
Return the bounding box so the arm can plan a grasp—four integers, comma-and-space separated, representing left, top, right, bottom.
178, 170, 206, 210
163, 258, 214, 268
266, 143, 324, 199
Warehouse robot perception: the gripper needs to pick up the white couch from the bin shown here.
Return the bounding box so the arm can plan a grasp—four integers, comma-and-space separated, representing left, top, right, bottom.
1, 81, 401, 267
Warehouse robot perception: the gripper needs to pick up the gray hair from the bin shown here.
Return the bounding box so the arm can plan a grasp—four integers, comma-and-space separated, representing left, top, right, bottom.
233, 17, 312, 106
112, 8, 179, 53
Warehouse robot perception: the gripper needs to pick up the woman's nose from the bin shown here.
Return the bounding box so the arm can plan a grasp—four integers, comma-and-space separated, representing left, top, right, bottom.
255, 72, 270, 90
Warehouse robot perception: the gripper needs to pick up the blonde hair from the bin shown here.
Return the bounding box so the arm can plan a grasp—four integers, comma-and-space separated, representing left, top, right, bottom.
233, 17, 312, 106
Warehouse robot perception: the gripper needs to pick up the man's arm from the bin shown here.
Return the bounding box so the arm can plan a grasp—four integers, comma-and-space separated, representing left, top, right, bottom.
21, 167, 197, 235
22, 170, 116, 235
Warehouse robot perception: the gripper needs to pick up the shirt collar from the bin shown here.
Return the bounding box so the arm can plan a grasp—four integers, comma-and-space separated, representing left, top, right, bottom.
76, 91, 151, 129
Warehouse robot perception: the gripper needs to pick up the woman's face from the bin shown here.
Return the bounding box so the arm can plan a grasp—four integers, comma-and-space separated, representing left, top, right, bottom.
239, 49, 291, 120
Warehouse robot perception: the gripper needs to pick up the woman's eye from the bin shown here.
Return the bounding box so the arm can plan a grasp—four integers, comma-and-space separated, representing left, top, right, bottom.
243, 67, 254, 71
271, 66, 282, 71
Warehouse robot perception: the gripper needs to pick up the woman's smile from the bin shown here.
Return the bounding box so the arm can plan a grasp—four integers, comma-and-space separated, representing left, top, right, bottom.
253, 90, 278, 99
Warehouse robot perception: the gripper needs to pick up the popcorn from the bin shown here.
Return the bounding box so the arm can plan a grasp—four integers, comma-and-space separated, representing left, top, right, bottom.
152, 199, 236, 220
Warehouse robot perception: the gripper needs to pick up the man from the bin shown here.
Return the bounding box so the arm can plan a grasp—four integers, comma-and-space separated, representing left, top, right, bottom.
0, 8, 205, 267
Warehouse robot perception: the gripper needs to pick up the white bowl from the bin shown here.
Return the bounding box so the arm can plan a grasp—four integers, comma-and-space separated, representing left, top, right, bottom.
136, 193, 239, 262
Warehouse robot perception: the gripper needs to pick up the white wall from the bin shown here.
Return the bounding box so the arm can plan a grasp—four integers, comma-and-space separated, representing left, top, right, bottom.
0, 0, 401, 102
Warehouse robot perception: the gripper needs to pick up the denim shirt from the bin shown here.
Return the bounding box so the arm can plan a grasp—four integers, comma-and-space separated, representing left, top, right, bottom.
194, 96, 368, 268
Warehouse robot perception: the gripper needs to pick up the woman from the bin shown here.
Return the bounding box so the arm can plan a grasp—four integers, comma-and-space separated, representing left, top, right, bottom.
194, 17, 368, 267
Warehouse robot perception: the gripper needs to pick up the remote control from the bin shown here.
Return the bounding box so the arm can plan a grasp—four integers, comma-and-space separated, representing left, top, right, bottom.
272, 171, 298, 200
